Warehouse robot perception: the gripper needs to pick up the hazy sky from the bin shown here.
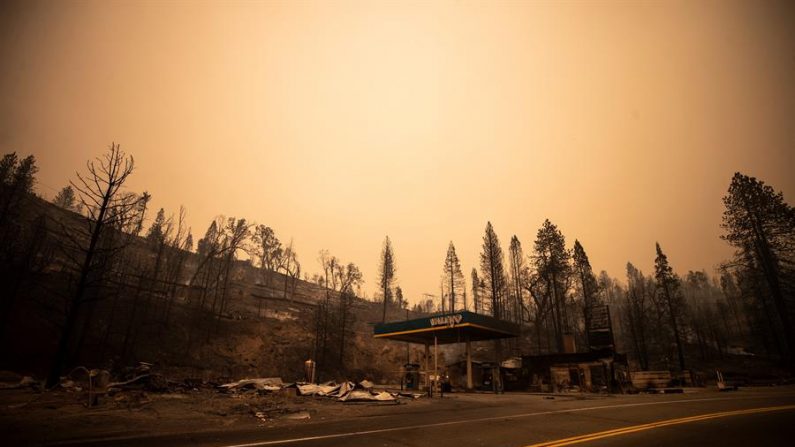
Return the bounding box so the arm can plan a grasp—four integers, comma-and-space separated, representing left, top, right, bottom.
1, 0, 793, 303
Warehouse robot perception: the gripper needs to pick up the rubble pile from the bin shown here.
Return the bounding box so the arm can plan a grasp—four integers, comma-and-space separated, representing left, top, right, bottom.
0, 373, 39, 391
220, 378, 423, 403
0, 362, 423, 426
295, 380, 396, 402
218, 377, 287, 393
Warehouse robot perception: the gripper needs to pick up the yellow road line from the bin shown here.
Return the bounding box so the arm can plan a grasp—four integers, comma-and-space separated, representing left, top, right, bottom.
526, 404, 795, 447
530, 405, 795, 446
213, 396, 795, 447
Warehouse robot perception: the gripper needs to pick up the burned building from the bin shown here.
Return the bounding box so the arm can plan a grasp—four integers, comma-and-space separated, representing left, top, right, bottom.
518, 349, 629, 393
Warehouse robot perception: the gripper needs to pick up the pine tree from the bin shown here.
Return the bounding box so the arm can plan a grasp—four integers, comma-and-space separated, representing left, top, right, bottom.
53, 185, 77, 211
480, 222, 507, 319
654, 242, 686, 370
721, 173, 795, 360
625, 262, 651, 370
508, 235, 526, 323
471, 268, 481, 313
197, 220, 219, 256
378, 236, 396, 322
573, 239, 600, 342
0, 153, 17, 185
0, 153, 38, 228
12, 155, 37, 194
146, 208, 167, 245
442, 241, 465, 312
532, 219, 571, 351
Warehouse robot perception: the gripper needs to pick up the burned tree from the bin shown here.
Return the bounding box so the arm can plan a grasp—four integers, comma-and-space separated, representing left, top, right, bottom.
683, 270, 730, 362
315, 250, 337, 377
280, 239, 300, 301
624, 262, 651, 370
654, 243, 687, 371
252, 225, 283, 273
334, 262, 363, 366
47, 143, 143, 388
214, 218, 252, 322
314, 251, 362, 379
161, 206, 192, 325
119, 206, 174, 362
251, 224, 283, 309
185, 215, 251, 348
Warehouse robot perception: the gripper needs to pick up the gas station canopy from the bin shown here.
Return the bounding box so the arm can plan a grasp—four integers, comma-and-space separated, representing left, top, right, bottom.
374, 311, 519, 344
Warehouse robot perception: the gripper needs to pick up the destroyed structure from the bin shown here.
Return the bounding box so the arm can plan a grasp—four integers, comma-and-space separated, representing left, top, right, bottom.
374, 305, 636, 394
374, 311, 519, 393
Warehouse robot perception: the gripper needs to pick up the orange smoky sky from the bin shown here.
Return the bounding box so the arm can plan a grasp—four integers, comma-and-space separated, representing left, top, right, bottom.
1, 0, 793, 303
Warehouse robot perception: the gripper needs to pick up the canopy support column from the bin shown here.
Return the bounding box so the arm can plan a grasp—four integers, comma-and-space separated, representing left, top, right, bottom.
424, 342, 430, 395
466, 336, 473, 391
434, 334, 438, 397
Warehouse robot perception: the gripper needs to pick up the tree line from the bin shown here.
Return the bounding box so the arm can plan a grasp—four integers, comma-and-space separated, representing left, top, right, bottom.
374, 175, 794, 371
0, 144, 357, 385
1, 142, 792, 383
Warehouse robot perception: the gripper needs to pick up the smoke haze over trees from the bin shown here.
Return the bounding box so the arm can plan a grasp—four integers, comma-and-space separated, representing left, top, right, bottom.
2, 0, 793, 315
0, 139, 793, 387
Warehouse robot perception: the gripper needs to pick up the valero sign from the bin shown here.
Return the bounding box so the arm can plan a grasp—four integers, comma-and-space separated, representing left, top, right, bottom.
429, 314, 463, 327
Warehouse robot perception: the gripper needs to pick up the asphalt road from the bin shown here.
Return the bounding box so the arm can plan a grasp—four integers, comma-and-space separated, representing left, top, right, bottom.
51, 388, 795, 447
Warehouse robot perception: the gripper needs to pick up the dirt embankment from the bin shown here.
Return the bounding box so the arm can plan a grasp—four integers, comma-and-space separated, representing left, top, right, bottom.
1, 195, 419, 384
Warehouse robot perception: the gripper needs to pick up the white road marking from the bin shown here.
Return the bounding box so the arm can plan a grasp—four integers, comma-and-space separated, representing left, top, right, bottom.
220, 394, 795, 447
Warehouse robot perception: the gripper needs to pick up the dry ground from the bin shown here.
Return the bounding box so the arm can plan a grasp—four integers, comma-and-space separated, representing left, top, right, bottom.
0, 383, 434, 445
